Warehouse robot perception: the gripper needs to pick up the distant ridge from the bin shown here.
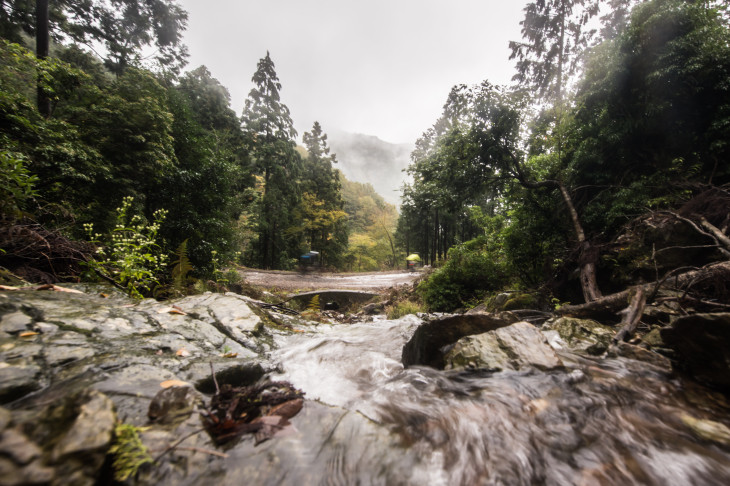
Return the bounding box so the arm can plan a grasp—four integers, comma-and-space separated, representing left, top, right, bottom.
327, 131, 413, 206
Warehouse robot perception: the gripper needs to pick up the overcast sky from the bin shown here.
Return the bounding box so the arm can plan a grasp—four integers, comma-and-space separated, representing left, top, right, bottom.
177, 0, 529, 144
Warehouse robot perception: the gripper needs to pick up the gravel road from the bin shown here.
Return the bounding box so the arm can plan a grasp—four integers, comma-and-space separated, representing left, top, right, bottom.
239, 269, 422, 291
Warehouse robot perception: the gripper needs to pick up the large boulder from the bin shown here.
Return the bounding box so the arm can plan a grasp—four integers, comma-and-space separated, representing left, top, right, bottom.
660, 313, 730, 389
444, 321, 563, 372
402, 312, 519, 368
0, 389, 116, 486
542, 317, 614, 355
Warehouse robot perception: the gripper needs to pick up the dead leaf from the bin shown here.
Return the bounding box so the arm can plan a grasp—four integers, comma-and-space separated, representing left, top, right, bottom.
18, 331, 39, 338
0, 285, 19, 291
160, 379, 190, 389
176, 348, 191, 357
100, 293, 110, 298
268, 398, 304, 420
157, 307, 187, 315
222, 352, 238, 358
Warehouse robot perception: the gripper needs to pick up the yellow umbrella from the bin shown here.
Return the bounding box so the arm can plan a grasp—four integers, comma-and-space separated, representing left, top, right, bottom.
406, 254, 421, 262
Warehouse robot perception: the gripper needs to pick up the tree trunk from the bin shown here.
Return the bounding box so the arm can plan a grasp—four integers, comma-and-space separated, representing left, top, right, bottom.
557, 182, 602, 302
36, 0, 50, 117
613, 286, 647, 343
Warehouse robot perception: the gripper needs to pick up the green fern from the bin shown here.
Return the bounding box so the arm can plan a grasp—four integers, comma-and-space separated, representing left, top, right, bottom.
307, 295, 321, 312
171, 239, 194, 291
109, 423, 153, 482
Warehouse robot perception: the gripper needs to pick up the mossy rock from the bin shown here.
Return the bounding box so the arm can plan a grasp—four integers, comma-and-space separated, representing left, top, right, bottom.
502, 293, 538, 311
544, 317, 614, 355
0, 267, 27, 286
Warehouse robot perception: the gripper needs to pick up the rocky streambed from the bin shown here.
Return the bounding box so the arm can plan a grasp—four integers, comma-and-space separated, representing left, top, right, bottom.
2, 285, 730, 485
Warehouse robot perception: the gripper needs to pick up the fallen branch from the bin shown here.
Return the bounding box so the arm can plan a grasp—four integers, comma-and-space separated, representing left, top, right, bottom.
613, 286, 647, 343
556, 261, 730, 319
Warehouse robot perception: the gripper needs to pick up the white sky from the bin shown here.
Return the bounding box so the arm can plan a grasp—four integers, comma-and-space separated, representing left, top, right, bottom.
177, 0, 529, 144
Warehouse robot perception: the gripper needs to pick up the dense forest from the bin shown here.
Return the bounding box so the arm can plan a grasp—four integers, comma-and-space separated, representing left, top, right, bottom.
1, 0, 729, 310
0, 0, 402, 296
397, 0, 730, 311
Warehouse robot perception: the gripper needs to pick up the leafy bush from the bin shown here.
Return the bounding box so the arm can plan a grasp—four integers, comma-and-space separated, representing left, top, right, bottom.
0, 151, 37, 219
418, 236, 508, 312
85, 196, 168, 298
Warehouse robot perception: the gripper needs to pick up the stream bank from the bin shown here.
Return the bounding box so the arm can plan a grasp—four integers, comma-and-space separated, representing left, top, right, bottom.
1, 284, 730, 485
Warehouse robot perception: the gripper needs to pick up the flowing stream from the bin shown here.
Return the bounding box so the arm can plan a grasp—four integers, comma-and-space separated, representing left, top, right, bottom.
266, 315, 730, 485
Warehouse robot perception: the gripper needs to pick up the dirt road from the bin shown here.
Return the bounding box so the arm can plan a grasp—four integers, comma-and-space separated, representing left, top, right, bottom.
239, 269, 422, 291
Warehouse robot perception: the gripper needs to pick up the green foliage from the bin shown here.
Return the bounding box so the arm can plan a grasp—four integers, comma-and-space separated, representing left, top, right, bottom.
418, 236, 508, 312
109, 423, 153, 482
341, 178, 399, 270
0, 151, 37, 219
171, 239, 194, 293
386, 300, 424, 319
307, 295, 321, 312
0, 0, 189, 74
85, 196, 168, 299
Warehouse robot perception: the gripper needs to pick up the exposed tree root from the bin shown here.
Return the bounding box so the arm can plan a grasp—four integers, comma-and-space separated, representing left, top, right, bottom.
0, 218, 94, 282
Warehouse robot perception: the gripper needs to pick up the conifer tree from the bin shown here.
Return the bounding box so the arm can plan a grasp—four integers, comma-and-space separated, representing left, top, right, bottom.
300, 121, 348, 267
241, 52, 302, 269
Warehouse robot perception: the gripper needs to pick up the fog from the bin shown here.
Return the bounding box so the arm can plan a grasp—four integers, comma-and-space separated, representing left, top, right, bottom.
177, 0, 528, 145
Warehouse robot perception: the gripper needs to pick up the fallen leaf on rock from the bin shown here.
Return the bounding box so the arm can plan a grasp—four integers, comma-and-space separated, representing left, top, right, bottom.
176, 348, 191, 357
222, 352, 238, 358
160, 379, 190, 389
18, 331, 39, 338
100, 293, 110, 298
157, 307, 187, 315
268, 398, 304, 420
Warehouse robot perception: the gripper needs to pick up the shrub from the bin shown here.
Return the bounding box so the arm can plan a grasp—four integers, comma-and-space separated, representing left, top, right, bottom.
418, 236, 508, 312
85, 196, 168, 298
386, 300, 424, 319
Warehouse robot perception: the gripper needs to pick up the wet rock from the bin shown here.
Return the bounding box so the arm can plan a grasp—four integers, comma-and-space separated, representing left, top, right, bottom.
403, 312, 519, 368
0, 390, 117, 486
0, 363, 42, 404
0, 408, 10, 431
148, 385, 201, 425
661, 313, 730, 389
173, 293, 262, 339
465, 303, 488, 315
681, 414, 730, 446
361, 302, 385, 315
542, 317, 614, 355
607, 342, 671, 370
444, 321, 563, 372
43, 345, 95, 367
0, 311, 33, 335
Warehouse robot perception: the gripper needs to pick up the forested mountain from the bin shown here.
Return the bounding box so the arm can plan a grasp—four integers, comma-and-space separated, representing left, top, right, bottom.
327, 132, 412, 206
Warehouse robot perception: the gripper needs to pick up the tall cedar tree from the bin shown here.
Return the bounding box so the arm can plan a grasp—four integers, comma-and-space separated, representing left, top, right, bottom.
300, 121, 348, 267
241, 52, 302, 269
